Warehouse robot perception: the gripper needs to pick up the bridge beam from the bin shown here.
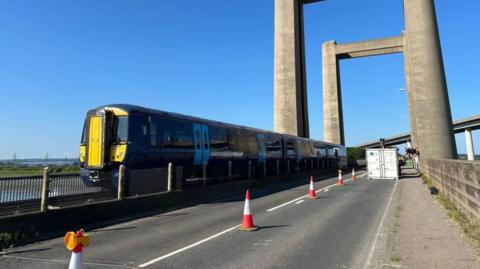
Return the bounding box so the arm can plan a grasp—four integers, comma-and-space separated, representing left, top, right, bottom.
465, 129, 475, 161
274, 0, 322, 138
322, 36, 407, 146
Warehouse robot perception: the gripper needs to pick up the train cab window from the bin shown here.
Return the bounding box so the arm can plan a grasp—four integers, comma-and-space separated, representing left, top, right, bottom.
116, 116, 128, 143
81, 120, 87, 145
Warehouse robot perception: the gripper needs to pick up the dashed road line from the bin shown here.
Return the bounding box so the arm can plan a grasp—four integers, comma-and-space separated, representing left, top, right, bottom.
138, 224, 240, 267
295, 200, 304, 205
266, 172, 366, 212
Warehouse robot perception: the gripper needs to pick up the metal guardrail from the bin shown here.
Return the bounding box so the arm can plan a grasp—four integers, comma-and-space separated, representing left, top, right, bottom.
0, 171, 113, 216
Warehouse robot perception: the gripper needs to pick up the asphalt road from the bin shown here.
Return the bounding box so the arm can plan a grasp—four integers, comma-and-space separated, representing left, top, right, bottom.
0, 171, 398, 269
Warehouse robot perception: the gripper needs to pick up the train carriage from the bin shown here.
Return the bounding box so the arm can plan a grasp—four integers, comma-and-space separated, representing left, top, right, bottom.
79, 104, 347, 194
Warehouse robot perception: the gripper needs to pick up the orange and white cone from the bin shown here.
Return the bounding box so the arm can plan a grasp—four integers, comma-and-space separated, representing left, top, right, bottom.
336, 169, 344, 185
64, 229, 90, 269
308, 176, 318, 199
239, 190, 259, 231
352, 168, 356, 181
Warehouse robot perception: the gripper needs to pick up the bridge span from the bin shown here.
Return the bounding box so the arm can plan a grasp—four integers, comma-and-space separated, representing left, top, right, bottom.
354, 115, 480, 160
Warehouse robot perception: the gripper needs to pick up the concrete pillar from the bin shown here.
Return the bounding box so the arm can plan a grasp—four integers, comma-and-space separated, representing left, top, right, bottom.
401, 31, 418, 148
465, 129, 475, 161
404, 0, 457, 160
274, 0, 320, 137
322, 41, 345, 145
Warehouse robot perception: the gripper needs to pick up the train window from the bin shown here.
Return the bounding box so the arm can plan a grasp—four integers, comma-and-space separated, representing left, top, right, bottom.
150, 122, 157, 147
210, 128, 230, 151
266, 137, 281, 153
161, 120, 194, 149
116, 116, 128, 143
248, 134, 258, 155
203, 131, 209, 150
286, 140, 296, 155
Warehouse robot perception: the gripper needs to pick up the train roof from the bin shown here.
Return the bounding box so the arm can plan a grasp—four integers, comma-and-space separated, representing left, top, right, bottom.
92, 104, 344, 147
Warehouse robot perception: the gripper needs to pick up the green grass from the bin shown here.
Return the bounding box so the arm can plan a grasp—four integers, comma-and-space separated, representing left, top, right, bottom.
422, 174, 480, 250
390, 255, 401, 262
0, 165, 80, 177
0, 229, 39, 251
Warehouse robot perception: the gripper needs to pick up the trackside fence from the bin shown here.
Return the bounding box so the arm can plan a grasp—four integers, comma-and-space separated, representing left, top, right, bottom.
422, 159, 480, 222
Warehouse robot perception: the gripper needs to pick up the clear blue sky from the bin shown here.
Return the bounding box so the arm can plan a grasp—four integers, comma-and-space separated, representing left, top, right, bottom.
0, 0, 478, 159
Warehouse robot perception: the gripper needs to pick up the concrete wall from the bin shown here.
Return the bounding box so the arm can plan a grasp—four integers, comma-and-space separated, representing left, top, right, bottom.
423, 159, 480, 221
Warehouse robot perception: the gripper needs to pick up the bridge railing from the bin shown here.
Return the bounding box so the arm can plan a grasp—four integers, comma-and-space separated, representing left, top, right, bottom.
0, 173, 113, 216
422, 159, 480, 221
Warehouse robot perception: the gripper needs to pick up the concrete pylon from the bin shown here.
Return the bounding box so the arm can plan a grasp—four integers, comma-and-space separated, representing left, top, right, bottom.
274, 0, 321, 138
465, 129, 475, 161
322, 41, 344, 145
403, 0, 457, 160
401, 31, 418, 148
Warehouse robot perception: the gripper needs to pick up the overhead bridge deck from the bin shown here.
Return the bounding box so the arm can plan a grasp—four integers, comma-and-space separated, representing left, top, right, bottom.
354, 115, 480, 149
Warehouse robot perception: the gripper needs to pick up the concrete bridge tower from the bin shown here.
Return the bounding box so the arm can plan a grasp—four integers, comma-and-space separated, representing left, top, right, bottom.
274, 0, 321, 138
403, 0, 457, 159
274, 0, 457, 160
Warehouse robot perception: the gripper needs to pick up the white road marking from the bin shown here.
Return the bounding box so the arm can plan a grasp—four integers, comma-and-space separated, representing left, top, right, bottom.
363, 179, 399, 269
324, 189, 329, 192
266, 172, 367, 212
138, 224, 240, 267
138, 171, 368, 267
295, 200, 304, 204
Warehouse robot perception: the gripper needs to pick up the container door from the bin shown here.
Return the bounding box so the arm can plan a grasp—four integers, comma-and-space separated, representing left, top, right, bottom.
256, 134, 266, 162
193, 124, 203, 165
383, 149, 399, 179
367, 150, 382, 179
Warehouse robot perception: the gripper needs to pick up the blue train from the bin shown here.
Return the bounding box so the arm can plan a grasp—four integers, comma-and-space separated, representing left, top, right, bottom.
79, 104, 347, 193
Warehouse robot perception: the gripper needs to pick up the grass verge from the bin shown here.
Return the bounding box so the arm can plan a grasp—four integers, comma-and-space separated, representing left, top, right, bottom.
0, 230, 39, 251
421, 174, 480, 249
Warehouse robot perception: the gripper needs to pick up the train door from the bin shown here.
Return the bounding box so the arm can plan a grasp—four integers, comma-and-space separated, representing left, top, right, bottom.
256, 134, 266, 163
193, 123, 210, 165
87, 110, 113, 168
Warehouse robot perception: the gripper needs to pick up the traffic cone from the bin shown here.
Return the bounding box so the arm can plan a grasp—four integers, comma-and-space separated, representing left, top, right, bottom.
239, 190, 259, 231
336, 169, 344, 185
308, 176, 318, 199
64, 229, 90, 269
352, 168, 356, 181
